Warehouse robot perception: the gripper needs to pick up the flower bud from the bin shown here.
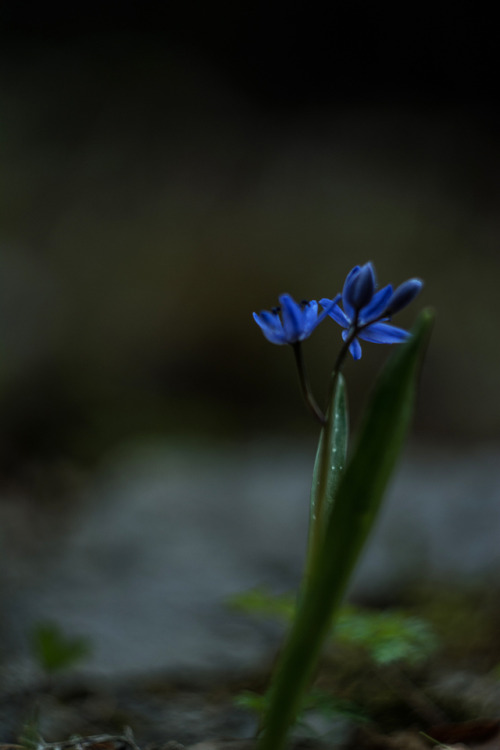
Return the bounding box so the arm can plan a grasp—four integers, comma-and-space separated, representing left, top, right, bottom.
350, 263, 375, 309
385, 279, 423, 315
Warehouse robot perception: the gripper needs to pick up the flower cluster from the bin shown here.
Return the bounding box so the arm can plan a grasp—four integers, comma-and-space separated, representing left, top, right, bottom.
320, 263, 422, 360
253, 263, 422, 360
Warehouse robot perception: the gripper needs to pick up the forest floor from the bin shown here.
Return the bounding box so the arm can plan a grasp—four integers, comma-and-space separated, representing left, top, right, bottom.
2, 587, 500, 750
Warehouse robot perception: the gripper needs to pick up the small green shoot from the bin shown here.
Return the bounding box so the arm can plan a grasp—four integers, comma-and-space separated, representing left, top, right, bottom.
228, 588, 438, 667
18, 710, 41, 750
30, 621, 92, 675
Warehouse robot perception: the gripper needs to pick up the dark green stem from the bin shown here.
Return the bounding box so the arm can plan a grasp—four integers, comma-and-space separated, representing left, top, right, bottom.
328, 309, 390, 401
292, 343, 326, 426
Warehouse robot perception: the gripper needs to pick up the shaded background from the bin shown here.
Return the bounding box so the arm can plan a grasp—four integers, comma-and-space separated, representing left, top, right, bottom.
0, 3, 499, 482
0, 0, 499, 700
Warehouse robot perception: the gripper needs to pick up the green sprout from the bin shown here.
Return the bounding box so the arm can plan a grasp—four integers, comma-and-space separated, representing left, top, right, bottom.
30, 620, 92, 675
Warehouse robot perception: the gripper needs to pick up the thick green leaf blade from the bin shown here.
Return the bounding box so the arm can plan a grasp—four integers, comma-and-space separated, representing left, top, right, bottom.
318, 309, 434, 589
307, 373, 348, 576
257, 309, 434, 750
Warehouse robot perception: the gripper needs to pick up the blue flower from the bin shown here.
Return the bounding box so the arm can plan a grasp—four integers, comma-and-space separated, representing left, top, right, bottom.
320, 263, 423, 360
253, 293, 340, 345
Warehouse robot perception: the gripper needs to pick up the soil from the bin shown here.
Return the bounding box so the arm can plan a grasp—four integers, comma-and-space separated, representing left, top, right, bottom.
2, 661, 500, 750
0, 668, 330, 749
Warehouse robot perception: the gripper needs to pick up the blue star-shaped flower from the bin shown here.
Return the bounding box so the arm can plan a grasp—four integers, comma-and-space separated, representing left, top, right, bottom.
320, 263, 423, 360
253, 293, 340, 345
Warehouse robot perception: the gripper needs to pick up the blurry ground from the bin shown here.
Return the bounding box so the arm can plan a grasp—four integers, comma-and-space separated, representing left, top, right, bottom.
1, 439, 500, 679
1, 439, 500, 747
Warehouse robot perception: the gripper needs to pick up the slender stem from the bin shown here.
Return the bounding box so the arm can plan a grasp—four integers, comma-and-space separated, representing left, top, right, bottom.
332, 335, 352, 378
328, 309, 389, 401
292, 343, 326, 426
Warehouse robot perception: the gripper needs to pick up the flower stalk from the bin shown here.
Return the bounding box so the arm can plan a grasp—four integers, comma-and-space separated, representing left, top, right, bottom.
291, 343, 326, 426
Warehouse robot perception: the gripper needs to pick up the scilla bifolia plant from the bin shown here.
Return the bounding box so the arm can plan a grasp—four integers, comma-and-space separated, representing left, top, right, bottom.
253, 262, 431, 750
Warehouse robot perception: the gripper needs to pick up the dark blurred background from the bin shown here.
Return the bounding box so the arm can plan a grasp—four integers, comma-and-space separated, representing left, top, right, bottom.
0, 2, 499, 481
1, 2, 500, 700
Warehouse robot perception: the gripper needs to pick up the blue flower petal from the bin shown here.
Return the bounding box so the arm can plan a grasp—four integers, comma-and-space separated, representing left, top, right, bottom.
315, 294, 342, 326
350, 262, 376, 309
279, 294, 304, 342
253, 311, 287, 344
320, 299, 350, 328
358, 321, 411, 344
342, 329, 362, 359
349, 338, 362, 359
302, 300, 319, 335
342, 265, 360, 319
359, 284, 393, 324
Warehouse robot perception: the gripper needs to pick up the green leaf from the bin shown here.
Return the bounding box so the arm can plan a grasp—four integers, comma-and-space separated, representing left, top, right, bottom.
31, 621, 92, 674
317, 309, 433, 592
307, 373, 348, 576
335, 607, 438, 665
257, 309, 434, 750
227, 587, 437, 666
227, 587, 295, 622
234, 690, 269, 716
